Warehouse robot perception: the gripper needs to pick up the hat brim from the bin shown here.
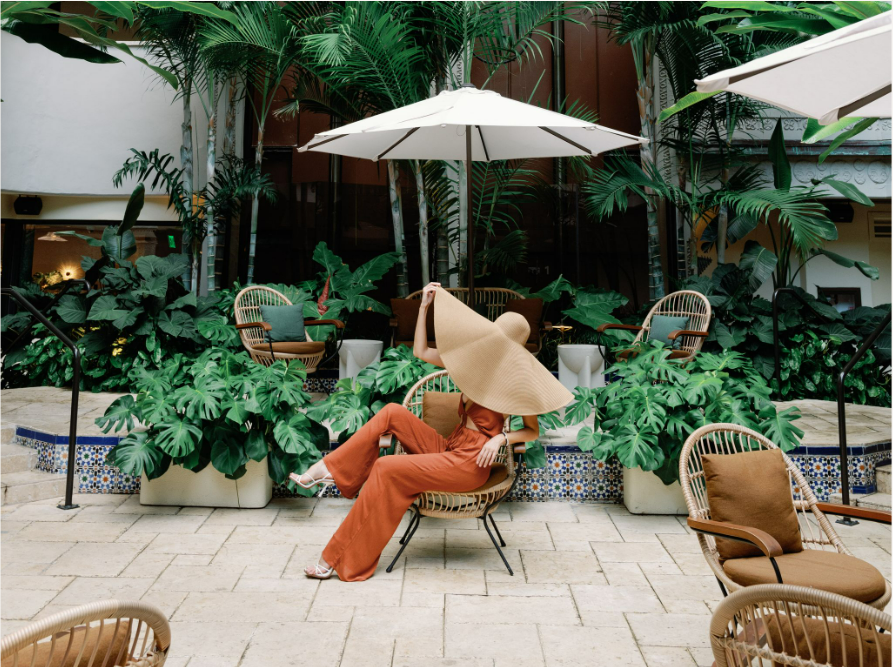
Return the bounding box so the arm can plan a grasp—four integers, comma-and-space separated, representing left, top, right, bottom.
434, 288, 573, 415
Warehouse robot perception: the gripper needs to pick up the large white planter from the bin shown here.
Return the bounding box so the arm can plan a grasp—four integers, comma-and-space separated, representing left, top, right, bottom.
140, 458, 272, 508
557, 344, 605, 392
622, 466, 687, 515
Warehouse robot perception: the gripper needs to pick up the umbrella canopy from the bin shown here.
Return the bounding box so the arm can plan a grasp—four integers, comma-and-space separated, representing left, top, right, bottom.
298, 85, 645, 295
695, 11, 891, 125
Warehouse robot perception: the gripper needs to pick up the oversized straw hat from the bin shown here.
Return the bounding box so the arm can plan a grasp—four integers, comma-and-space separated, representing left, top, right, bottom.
433, 287, 573, 415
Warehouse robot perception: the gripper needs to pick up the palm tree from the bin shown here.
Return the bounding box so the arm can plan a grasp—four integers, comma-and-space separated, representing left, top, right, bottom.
200, 2, 304, 285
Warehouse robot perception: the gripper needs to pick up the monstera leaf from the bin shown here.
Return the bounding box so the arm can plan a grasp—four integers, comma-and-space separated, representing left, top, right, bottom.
96, 395, 138, 434
759, 406, 803, 451
154, 417, 203, 458
107, 431, 169, 480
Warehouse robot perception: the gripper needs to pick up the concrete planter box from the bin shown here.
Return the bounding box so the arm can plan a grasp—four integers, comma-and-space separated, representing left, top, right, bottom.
622, 466, 687, 515
140, 458, 272, 508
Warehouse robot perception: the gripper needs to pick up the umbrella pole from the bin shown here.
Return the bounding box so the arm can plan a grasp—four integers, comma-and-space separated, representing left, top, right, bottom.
466, 124, 474, 306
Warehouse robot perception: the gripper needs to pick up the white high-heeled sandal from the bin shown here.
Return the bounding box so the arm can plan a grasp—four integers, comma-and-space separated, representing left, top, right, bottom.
288, 471, 335, 496
305, 562, 334, 580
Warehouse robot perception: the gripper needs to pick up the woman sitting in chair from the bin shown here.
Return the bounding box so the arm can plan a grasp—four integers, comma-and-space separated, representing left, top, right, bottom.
288, 283, 572, 581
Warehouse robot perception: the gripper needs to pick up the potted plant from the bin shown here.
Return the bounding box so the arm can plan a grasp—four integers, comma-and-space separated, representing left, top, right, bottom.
563, 346, 803, 513
98, 348, 328, 508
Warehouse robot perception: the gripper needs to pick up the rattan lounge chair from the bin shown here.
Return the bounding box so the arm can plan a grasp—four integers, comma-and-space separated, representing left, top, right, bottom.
0, 599, 170, 666
597, 289, 711, 364
378, 369, 525, 575
710, 584, 891, 667
680, 423, 891, 610
234, 285, 343, 372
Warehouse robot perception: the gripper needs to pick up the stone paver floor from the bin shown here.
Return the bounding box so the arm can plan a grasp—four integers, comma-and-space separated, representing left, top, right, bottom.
2, 496, 890, 667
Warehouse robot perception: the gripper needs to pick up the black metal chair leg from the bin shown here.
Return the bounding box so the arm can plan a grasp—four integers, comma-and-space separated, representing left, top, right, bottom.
483, 513, 513, 576
488, 513, 506, 547
398, 508, 419, 545
387, 506, 421, 572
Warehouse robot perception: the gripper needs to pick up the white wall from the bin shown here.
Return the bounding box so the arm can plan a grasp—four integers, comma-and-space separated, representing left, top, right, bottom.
0, 33, 194, 198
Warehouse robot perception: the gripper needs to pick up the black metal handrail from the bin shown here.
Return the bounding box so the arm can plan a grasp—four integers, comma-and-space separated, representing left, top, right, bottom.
4, 279, 90, 351
772, 287, 891, 522
1, 287, 81, 510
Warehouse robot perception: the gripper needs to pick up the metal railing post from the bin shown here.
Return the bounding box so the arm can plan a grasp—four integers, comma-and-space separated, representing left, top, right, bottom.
1, 287, 81, 510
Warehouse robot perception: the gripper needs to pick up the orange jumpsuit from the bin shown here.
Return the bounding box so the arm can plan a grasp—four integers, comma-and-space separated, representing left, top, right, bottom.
321, 399, 504, 581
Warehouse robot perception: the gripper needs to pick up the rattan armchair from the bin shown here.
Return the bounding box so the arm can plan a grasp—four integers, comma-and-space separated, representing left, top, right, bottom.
379, 370, 525, 575
597, 289, 711, 364
1, 599, 170, 667
680, 423, 891, 610
710, 584, 891, 667
234, 285, 343, 372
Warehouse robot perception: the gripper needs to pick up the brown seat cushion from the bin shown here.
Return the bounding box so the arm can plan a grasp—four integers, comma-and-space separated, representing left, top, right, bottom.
723, 550, 887, 604
505, 298, 543, 343
617, 348, 690, 360
764, 611, 891, 667
391, 299, 435, 341
252, 341, 325, 356
422, 392, 462, 438
702, 449, 803, 560
1, 620, 132, 667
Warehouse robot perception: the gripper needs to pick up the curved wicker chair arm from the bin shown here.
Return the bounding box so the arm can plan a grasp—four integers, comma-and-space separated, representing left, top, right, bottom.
815, 502, 892, 524
667, 329, 708, 341
306, 319, 345, 329
513, 444, 527, 455
687, 518, 784, 559
236, 321, 272, 332
379, 434, 394, 449
596, 323, 643, 333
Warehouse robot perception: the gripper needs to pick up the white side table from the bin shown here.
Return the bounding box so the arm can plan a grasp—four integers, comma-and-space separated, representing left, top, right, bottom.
557, 344, 605, 392
339, 339, 383, 381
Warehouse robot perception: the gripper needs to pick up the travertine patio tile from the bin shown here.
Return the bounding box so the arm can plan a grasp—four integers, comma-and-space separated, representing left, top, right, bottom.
572, 584, 663, 615
1, 575, 74, 591
119, 550, 174, 578
657, 534, 702, 555
646, 575, 721, 604
0, 588, 59, 619
0, 520, 30, 536
167, 621, 257, 658
404, 555, 445, 570
508, 503, 578, 523
611, 515, 688, 535
115, 528, 158, 544
274, 507, 316, 521
570, 504, 615, 523
128, 514, 207, 533
3, 504, 80, 522
404, 568, 486, 598
267, 496, 317, 510
149, 532, 229, 555
314, 577, 403, 607
600, 562, 650, 587
627, 613, 713, 648
547, 521, 623, 549
182, 656, 240, 667
233, 576, 319, 595
203, 507, 279, 526
239, 622, 348, 667
1, 540, 70, 565
485, 580, 570, 598
688, 646, 715, 667
419, 516, 481, 530
113, 496, 180, 515
211, 543, 296, 578
444, 622, 543, 666
342, 606, 444, 664
140, 590, 188, 619
639, 646, 698, 667
68, 509, 140, 525
540, 624, 647, 666
446, 594, 580, 626
225, 525, 334, 546
661, 599, 712, 615
16, 521, 128, 543
444, 547, 522, 573
307, 604, 355, 622
173, 591, 313, 623
592, 541, 672, 563
520, 550, 605, 585
848, 546, 892, 579
45, 542, 143, 576
393, 659, 494, 667
176, 506, 214, 516
0, 621, 31, 637
196, 524, 236, 536
51, 576, 152, 605
639, 562, 684, 577
446, 527, 554, 550
668, 552, 714, 576
171, 554, 212, 566
152, 564, 244, 592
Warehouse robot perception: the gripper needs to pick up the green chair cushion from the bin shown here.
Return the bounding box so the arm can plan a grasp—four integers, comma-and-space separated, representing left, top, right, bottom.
260, 304, 306, 343
648, 315, 689, 348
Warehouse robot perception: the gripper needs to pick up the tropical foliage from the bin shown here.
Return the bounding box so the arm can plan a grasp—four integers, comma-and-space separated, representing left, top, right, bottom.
563, 346, 803, 484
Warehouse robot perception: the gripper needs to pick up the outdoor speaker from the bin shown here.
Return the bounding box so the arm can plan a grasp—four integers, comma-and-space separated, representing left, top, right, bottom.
13, 195, 42, 216
826, 201, 854, 223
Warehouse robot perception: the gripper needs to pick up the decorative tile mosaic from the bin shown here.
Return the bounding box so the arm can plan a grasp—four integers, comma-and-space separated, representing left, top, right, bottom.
14, 426, 889, 503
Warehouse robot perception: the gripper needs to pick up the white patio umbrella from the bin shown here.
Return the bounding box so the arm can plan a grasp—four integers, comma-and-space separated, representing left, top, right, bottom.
695, 11, 891, 125
298, 84, 646, 297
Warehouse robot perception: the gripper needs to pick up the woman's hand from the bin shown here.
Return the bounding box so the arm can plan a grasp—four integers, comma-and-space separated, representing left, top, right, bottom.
476, 433, 506, 468
420, 282, 440, 308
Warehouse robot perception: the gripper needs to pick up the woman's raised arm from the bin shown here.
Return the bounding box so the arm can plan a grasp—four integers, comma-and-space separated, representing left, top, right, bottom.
413, 282, 444, 368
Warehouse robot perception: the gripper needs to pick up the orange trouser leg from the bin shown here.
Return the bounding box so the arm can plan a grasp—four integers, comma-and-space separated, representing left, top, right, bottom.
321, 404, 489, 581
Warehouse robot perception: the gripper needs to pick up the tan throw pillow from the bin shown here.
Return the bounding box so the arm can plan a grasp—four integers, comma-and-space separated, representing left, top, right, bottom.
702, 449, 803, 561
422, 392, 462, 438
391, 299, 435, 341
505, 298, 543, 343
1, 620, 132, 667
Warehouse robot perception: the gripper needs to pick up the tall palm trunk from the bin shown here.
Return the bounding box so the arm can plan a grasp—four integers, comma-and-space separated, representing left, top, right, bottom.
457, 160, 468, 288
246, 128, 264, 285
387, 161, 409, 297
181, 85, 195, 292
217, 75, 238, 289
633, 41, 665, 300
205, 75, 218, 294
412, 160, 430, 285
436, 225, 450, 283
